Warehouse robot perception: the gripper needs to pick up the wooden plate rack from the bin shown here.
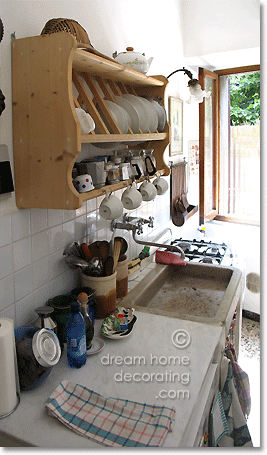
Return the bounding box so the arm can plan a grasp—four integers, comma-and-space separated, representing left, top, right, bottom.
12, 32, 170, 209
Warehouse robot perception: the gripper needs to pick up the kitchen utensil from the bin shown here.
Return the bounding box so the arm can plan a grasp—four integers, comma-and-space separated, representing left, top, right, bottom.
76, 160, 106, 189
144, 153, 157, 176
46, 294, 74, 347
115, 255, 128, 298
34, 306, 57, 333
103, 100, 129, 134
147, 98, 167, 132
122, 95, 149, 132
81, 242, 92, 260
115, 236, 128, 258
89, 241, 101, 259
101, 308, 137, 339
139, 97, 158, 132
155, 250, 187, 266
119, 162, 131, 180
75, 108, 95, 134
121, 182, 142, 210
74, 174, 94, 193
82, 271, 117, 319
41, 18, 92, 44
176, 197, 186, 213
113, 238, 122, 273
153, 176, 169, 195
15, 326, 61, 390
99, 240, 110, 263
63, 256, 90, 269
112, 47, 153, 74
114, 95, 140, 133
99, 193, 123, 220
103, 256, 114, 277
139, 179, 157, 201
86, 336, 105, 355
106, 165, 120, 184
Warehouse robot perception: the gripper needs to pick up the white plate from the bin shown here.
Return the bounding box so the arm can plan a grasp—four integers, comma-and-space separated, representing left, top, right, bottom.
86, 336, 105, 355
122, 94, 150, 133
104, 100, 128, 134
114, 96, 140, 133
149, 99, 167, 132
139, 97, 158, 133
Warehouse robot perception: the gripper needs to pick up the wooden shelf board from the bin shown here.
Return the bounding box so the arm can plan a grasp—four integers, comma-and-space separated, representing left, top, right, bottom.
81, 132, 168, 143
73, 50, 164, 87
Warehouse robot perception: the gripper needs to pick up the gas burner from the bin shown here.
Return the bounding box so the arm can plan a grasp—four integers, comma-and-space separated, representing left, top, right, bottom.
171, 238, 230, 265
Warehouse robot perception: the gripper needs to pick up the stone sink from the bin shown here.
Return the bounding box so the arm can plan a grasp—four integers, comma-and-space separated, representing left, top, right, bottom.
121, 262, 243, 330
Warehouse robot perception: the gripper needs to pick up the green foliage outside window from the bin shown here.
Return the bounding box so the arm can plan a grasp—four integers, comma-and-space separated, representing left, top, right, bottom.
230, 71, 260, 126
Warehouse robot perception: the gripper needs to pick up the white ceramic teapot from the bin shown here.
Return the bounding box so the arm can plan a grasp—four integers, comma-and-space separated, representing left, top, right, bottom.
112, 47, 153, 74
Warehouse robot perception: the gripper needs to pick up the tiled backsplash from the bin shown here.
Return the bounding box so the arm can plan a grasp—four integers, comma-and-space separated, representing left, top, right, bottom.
0, 180, 171, 327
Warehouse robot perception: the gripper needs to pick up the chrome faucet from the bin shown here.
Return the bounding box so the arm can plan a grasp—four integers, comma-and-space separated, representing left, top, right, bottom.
111, 215, 185, 259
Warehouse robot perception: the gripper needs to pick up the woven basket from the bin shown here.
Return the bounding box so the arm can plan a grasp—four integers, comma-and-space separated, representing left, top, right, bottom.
41, 18, 92, 46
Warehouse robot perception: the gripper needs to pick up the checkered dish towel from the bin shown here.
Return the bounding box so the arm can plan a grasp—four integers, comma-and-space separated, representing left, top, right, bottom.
45, 380, 175, 447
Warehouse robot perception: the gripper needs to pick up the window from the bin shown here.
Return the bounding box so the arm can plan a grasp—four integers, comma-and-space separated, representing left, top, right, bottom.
199, 65, 260, 226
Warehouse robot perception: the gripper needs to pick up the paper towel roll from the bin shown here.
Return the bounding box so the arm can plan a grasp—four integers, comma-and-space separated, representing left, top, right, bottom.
0, 318, 19, 418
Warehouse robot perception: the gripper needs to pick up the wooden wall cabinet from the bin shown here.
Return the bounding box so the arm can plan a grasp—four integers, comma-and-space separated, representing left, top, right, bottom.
12, 32, 170, 209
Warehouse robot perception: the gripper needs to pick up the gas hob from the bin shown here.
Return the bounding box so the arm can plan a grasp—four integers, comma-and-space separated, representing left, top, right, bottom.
170, 238, 234, 266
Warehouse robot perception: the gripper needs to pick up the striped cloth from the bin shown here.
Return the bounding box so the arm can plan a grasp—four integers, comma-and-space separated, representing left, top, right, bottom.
46, 380, 175, 447
225, 345, 251, 418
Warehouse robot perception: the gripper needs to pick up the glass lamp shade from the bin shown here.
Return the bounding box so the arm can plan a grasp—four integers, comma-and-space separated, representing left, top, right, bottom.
187, 84, 211, 104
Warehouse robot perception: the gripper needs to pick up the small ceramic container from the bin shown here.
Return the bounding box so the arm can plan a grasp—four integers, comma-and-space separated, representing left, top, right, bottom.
74, 174, 94, 193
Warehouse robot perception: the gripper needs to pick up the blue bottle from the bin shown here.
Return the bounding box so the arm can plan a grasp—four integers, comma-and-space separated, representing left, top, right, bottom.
66, 301, 87, 368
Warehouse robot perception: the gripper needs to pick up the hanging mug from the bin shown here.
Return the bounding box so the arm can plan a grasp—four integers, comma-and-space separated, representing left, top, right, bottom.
153, 176, 169, 195
99, 193, 123, 220
121, 182, 142, 210
139, 179, 157, 201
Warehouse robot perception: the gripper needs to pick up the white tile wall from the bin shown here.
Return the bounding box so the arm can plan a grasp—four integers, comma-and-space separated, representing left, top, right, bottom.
0, 179, 172, 327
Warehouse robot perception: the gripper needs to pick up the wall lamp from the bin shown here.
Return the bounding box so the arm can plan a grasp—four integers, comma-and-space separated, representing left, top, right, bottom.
167, 67, 210, 104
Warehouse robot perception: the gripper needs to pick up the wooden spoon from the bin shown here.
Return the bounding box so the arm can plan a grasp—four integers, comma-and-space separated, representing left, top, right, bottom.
103, 256, 114, 276
99, 240, 110, 263
113, 238, 122, 273
115, 236, 128, 259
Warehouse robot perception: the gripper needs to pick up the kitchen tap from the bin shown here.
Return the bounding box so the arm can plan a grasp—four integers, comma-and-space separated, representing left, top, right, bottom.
111, 215, 185, 259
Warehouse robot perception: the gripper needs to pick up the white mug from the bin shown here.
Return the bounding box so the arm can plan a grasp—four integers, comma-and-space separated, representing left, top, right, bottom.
74, 174, 94, 193
139, 180, 157, 201
99, 193, 123, 220
121, 182, 142, 210
153, 176, 169, 195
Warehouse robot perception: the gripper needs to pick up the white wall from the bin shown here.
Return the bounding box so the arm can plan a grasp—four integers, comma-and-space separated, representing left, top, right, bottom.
180, 0, 260, 58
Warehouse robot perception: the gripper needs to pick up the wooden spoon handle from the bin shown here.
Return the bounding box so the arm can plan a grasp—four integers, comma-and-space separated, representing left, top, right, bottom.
113, 240, 122, 273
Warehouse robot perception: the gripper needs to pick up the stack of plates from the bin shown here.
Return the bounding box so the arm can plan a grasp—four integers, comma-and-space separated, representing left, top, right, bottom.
94, 95, 167, 149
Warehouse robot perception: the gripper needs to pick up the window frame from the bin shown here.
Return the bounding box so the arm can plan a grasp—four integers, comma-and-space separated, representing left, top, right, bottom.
199, 65, 260, 226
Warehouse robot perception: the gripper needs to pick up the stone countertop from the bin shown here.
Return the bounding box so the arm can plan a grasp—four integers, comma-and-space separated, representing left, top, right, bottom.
0, 312, 223, 448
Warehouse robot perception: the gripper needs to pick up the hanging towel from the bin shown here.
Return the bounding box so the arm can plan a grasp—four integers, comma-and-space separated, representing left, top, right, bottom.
225, 344, 251, 418
209, 390, 229, 446
209, 357, 253, 447
45, 380, 175, 447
